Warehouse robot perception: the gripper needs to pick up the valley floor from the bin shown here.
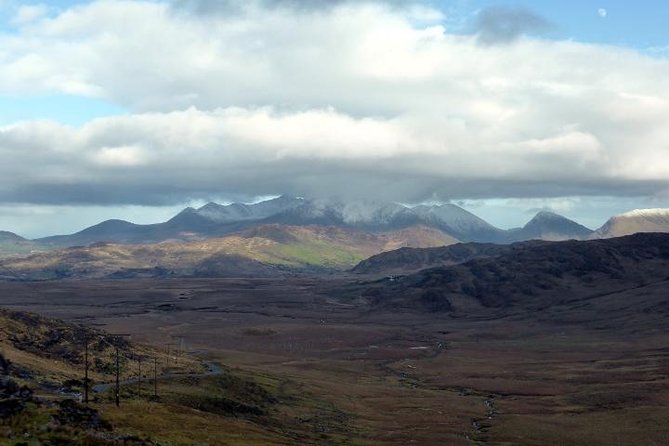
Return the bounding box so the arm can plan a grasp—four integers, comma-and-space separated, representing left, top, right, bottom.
1, 278, 668, 445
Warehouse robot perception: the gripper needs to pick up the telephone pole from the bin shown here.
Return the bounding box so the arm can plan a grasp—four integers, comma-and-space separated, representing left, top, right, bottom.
84, 339, 89, 404
165, 343, 176, 368
153, 357, 158, 399
104, 333, 131, 408
115, 346, 120, 407
170, 336, 185, 366
137, 357, 142, 398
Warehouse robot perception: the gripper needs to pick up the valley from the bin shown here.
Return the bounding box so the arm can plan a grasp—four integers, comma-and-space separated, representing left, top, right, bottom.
2, 233, 668, 445
4, 1, 668, 444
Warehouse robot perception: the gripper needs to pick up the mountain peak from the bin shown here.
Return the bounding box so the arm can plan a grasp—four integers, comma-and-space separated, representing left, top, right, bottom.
0, 230, 26, 242
532, 210, 562, 219
514, 211, 592, 241
525, 211, 573, 227
198, 202, 224, 211
594, 208, 669, 239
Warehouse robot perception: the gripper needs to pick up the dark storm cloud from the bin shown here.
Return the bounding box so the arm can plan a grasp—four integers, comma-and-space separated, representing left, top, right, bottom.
474, 5, 552, 45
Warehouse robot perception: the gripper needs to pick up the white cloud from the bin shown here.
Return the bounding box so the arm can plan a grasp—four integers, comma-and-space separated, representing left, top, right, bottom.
92, 145, 146, 167
598, 8, 607, 18
10, 4, 48, 26
0, 0, 667, 206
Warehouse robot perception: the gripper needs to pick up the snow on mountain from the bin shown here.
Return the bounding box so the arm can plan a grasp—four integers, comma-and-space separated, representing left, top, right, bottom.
195, 195, 305, 223
594, 208, 669, 239
412, 204, 506, 242
619, 208, 669, 218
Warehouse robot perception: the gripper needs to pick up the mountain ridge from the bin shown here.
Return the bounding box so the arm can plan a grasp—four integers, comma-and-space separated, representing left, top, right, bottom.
32, 197, 607, 248
593, 208, 669, 239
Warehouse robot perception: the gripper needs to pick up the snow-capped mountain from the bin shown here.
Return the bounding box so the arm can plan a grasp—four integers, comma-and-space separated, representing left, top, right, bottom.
36, 196, 608, 247
195, 195, 305, 223
265, 198, 422, 230
412, 204, 506, 242
593, 208, 669, 238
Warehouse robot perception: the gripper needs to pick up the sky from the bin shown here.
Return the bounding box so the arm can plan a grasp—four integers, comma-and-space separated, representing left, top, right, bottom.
0, 0, 668, 237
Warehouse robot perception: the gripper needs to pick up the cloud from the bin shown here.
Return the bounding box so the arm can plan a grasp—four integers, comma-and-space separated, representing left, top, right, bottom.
1, 103, 668, 205
598, 8, 608, 18
0, 0, 667, 207
172, 0, 417, 16
474, 6, 552, 45
10, 4, 48, 26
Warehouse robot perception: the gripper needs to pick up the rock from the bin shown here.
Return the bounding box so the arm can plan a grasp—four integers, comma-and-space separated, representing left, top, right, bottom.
55, 399, 112, 430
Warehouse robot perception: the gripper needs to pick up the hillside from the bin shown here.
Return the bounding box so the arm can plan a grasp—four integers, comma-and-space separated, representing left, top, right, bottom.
0, 308, 201, 445
1, 224, 457, 280
348, 233, 669, 315
412, 204, 507, 242
351, 242, 516, 275
507, 211, 593, 241
0, 231, 50, 259
594, 208, 669, 238
0, 308, 343, 445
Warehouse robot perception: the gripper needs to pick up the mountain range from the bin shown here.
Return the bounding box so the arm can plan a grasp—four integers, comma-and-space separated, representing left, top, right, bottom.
1, 197, 668, 277
30, 196, 669, 247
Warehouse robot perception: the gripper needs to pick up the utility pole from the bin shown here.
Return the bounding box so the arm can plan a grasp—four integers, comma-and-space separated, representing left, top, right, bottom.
84, 339, 89, 404
170, 336, 184, 365
165, 343, 176, 368
153, 357, 158, 399
115, 346, 120, 407
107, 333, 130, 407
137, 357, 142, 398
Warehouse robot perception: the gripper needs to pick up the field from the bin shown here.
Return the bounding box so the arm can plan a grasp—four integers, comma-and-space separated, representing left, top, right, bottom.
1, 277, 668, 445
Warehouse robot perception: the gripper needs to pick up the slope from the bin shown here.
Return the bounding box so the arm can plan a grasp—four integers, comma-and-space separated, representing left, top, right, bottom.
1, 224, 457, 280
593, 208, 669, 238
507, 211, 593, 241
0, 231, 50, 259
349, 233, 669, 315
0, 308, 353, 445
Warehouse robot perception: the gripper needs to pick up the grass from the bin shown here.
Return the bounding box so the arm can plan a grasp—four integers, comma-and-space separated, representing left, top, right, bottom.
3, 275, 669, 445
0, 224, 453, 279
1, 308, 365, 446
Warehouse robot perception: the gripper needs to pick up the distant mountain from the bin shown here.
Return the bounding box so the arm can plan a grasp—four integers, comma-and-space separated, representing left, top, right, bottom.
412, 204, 506, 242
507, 211, 593, 242
0, 231, 25, 242
38, 196, 304, 246
35, 197, 474, 247
351, 212, 594, 274
33, 195, 604, 248
593, 209, 669, 238
0, 231, 50, 259
347, 233, 669, 313
1, 224, 457, 280
192, 195, 305, 223
265, 198, 421, 230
